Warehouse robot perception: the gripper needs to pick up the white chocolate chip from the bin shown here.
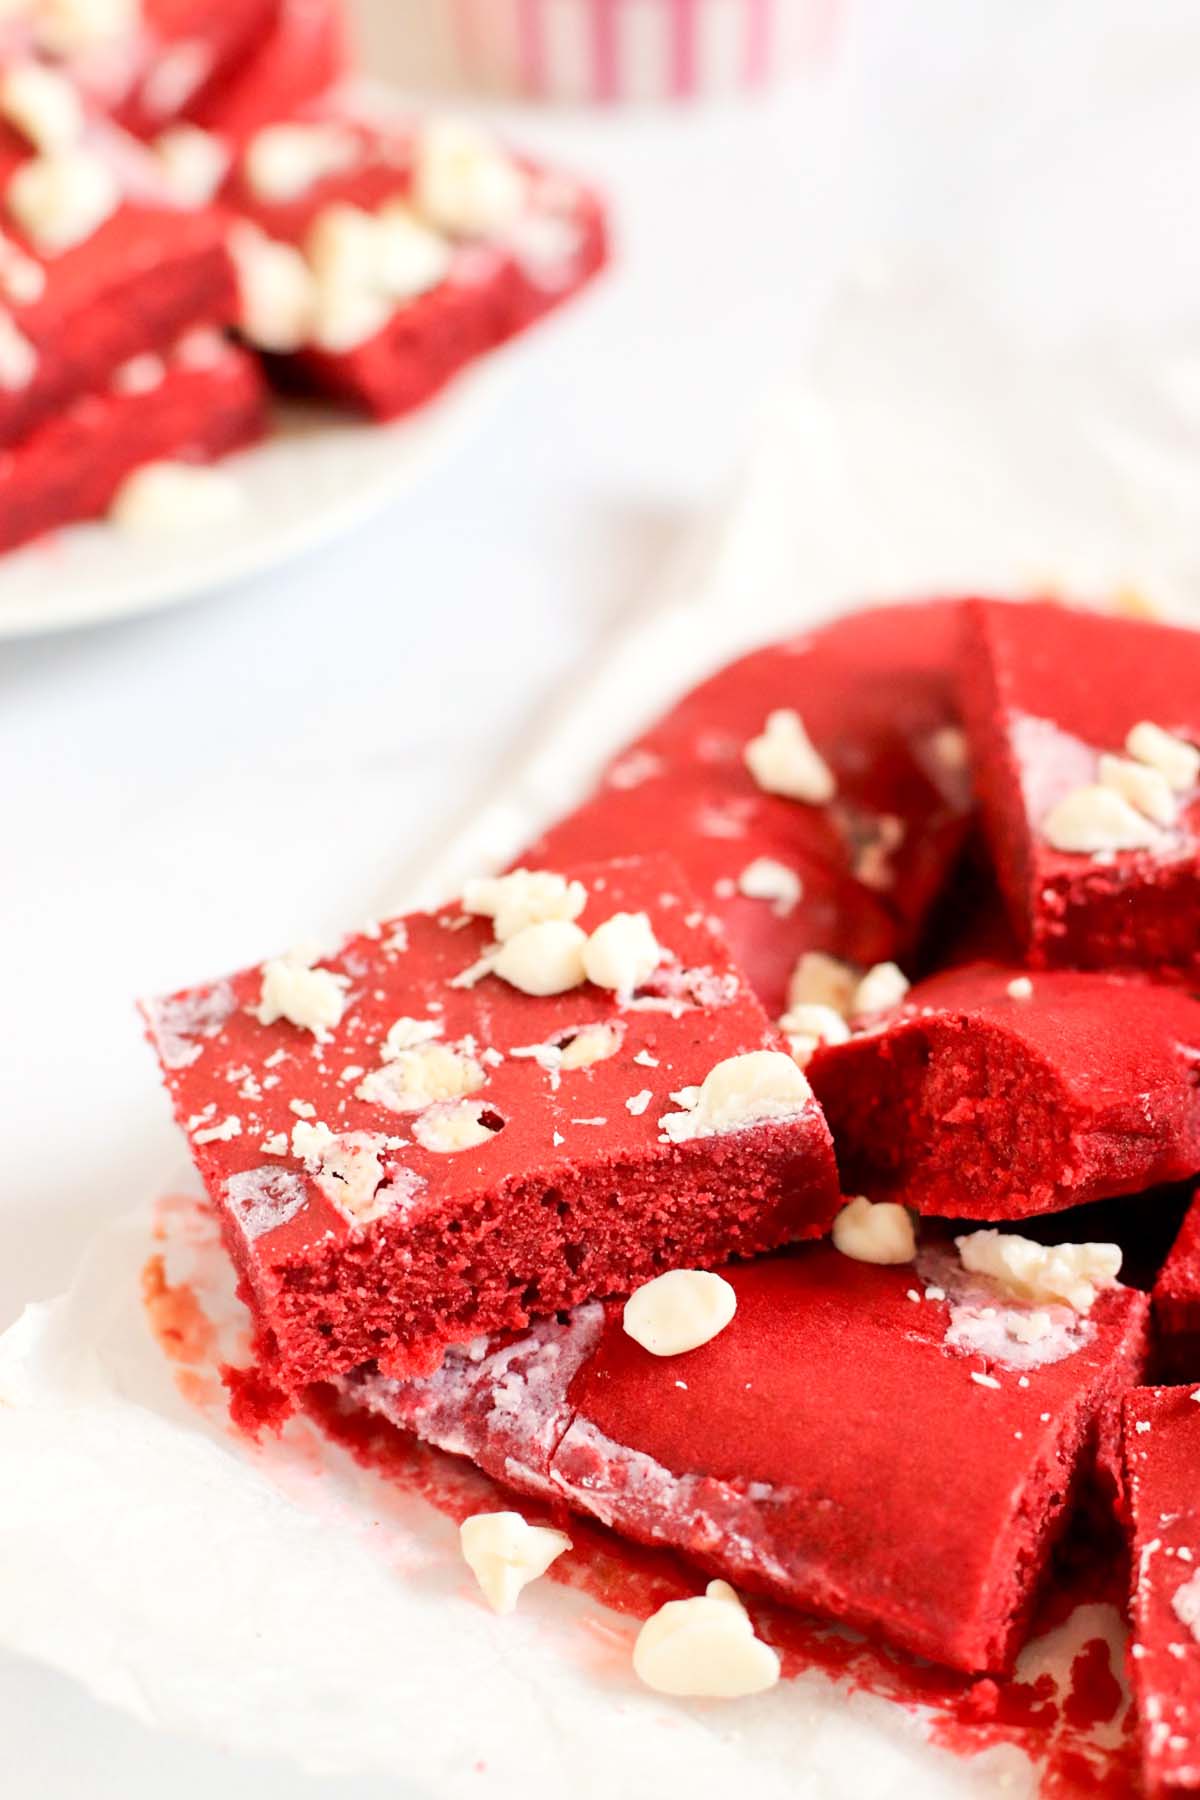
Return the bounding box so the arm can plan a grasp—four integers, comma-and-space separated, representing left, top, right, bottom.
303, 200, 452, 351
355, 1044, 485, 1113
0, 63, 83, 153
744, 709, 836, 805
956, 1230, 1122, 1313
558, 1021, 623, 1069
243, 122, 360, 205
228, 222, 315, 352
778, 1001, 851, 1067
290, 1119, 336, 1162
254, 948, 347, 1038
109, 461, 243, 534
492, 920, 587, 996
35, 0, 137, 54
582, 912, 663, 994
623, 1269, 737, 1357
1006, 976, 1034, 1000
111, 352, 164, 395
381, 1016, 443, 1057
309, 278, 391, 354
412, 116, 526, 239
375, 200, 452, 297
633, 1581, 780, 1699
1040, 784, 1164, 854
412, 1100, 498, 1153
930, 725, 969, 772
153, 125, 228, 206
0, 311, 35, 389
459, 1512, 572, 1614
737, 857, 803, 916
786, 951, 858, 1017
293, 1125, 398, 1225
832, 1196, 916, 1265
1127, 721, 1200, 793
659, 1050, 811, 1143
851, 961, 910, 1018
1098, 754, 1177, 827
7, 149, 119, 255
192, 1113, 241, 1145
0, 230, 44, 303
462, 869, 587, 942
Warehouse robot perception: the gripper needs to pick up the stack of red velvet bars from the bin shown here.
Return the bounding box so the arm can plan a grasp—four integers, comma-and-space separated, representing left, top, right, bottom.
146, 596, 1200, 1792
0, 0, 605, 552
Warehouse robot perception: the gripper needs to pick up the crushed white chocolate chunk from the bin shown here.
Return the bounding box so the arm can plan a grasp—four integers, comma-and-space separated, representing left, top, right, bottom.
832, 1196, 916, 1265
459, 1512, 572, 1615
412, 116, 525, 239
254, 948, 347, 1038
381, 1016, 443, 1057
787, 951, 858, 1017
356, 1043, 486, 1114
558, 1021, 623, 1070
462, 868, 588, 942
744, 708, 835, 805
737, 857, 803, 916
292, 1125, 399, 1225
778, 1001, 850, 1067
153, 124, 228, 206
7, 148, 119, 254
1040, 783, 1164, 854
34, 0, 138, 55
1098, 753, 1177, 827
228, 222, 315, 353
0, 62, 82, 153
1127, 721, 1200, 793
633, 1580, 781, 1698
243, 122, 360, 205
851, 961, 910, 1017
109, 461, 243, 535
623, 1269, 737, 1357
0, 312, 35, 390
412, 1100, 498, 1154
659, 1051, 811, 1143
957, 1230, 1122, 1313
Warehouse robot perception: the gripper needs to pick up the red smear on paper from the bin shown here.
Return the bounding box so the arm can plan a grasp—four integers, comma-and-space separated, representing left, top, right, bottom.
307, 1386, 1143, 1797
145, 1238, 1144, 1798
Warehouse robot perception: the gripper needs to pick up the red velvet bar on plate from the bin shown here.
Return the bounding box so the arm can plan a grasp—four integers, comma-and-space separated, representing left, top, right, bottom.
0, 110, 238, 447
346, 1238, 1148, 1675
142, 855, 840, 1394
221, 99, 607, 420
0, 328, 266, 552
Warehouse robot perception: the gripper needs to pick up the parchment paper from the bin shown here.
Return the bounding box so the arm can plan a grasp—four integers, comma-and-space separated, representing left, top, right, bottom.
3, 281, 1196, 1796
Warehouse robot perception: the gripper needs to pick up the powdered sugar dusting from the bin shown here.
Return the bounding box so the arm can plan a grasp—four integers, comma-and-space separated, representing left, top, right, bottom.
223, 1166, 308, 1241
1011, 713, 1104, 827
357, 1304, 605, 1471
144, 981, 236, 1068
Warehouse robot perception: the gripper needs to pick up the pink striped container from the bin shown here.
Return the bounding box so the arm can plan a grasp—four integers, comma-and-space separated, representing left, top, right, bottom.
447, 0, 840, 103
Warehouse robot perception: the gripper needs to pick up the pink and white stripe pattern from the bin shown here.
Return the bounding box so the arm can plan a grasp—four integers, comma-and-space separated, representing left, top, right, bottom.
449, 0, 839, 103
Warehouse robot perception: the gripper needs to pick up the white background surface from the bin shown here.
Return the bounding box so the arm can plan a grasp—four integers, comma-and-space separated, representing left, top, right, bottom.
4, 1, 1200, 1794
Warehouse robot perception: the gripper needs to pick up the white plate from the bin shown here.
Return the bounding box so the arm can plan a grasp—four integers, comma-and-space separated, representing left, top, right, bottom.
0, 357, 508, 642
